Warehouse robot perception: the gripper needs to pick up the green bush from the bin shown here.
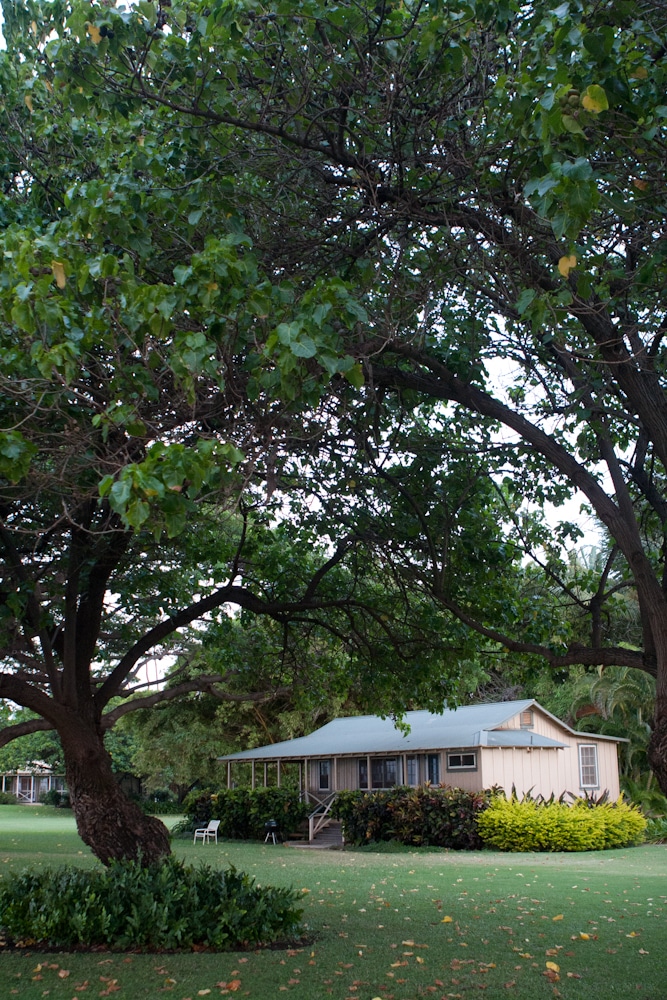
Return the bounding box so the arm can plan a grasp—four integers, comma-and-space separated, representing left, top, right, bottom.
140, 798, 184, 815
332, 786, 495, 849
476, 795, 647, 852
183, 787, 309, 840
38, 788, 70, 808
0, 857, 303, 950
643, 816, 667, 843
0, 791, 17, 805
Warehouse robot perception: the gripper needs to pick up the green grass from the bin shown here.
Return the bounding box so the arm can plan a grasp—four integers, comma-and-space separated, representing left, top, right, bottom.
0, 806, 665, 998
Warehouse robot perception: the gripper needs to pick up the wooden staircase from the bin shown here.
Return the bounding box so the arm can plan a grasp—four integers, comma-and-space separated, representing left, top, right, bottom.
311, 819, 343, 848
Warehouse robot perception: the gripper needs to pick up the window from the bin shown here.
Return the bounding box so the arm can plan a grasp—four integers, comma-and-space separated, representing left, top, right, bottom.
318, 759, 331, 790
372, 758, 398, 788
406, 756, 419, 786
427, 753, 440, 784
447, 752, 477, 771
520, 709, 534, 728
578, 744, 599, 788
358, 759, 368, 790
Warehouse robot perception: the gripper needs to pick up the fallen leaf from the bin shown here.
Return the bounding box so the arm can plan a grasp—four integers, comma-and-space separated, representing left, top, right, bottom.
58, 971, 70, 979
566, 972, 582, 979
579, 932, 590, 940
197, 992, 211, 997
441, 916, 453, 923
546, 962, 560, 973
552, 914, 564, 921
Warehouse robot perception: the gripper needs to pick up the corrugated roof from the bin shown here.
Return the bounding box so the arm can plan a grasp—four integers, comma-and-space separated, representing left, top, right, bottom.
218, 699, 588, 762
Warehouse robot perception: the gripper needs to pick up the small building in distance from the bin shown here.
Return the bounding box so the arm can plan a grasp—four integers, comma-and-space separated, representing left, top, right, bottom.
0, 765, 66, 803
219, 699, 624, 803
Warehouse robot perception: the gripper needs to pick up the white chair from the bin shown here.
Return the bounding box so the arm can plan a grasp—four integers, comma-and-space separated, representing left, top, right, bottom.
193, 819, 220, 844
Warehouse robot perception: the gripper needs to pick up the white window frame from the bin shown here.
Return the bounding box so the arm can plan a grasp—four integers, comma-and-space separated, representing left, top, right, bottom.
427, 753, 441, 784
578, 744, 599, 789
446, 751, 477, 772
318, 759, 331, 791
371, 757, 398, 789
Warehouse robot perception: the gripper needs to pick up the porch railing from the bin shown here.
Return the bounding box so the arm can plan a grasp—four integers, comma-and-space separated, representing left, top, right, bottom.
306, 791, 338, 842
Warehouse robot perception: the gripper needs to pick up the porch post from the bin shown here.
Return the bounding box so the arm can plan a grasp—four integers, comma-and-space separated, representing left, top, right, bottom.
277, 760, 281, 787
333, 757, 338, 791
402, 754, 407, 786
264, 762, 268, 787
299, 762, 303, 796
251, 760, 256, 790
366, 755, 371, 790
227, 761, 231, 789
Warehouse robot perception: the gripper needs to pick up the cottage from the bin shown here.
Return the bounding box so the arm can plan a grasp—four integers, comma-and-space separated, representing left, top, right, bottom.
0, 766, 66, 803
220, 699, 623, 805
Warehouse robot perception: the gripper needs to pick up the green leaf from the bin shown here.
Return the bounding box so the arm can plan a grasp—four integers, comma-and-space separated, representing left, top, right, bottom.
561, 114, 586, 135
581, 84, 609, 114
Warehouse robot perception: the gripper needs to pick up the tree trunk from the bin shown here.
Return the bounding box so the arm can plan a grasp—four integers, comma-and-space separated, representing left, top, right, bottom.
60, 720, 171, 866
647, 719, 667, 795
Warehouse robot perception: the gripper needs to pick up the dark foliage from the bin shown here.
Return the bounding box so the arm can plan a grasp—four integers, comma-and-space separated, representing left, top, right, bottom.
183, 787, 309, 840
0, 857, 303, 951
332, 786, 496, 849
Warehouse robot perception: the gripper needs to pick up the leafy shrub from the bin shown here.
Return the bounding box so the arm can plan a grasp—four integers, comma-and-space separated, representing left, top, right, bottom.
183, 787, 309, 840
38, 788, 70, 808
0, 791, 17, 805
643, 816, 667, 843
476, 795, 647, 852
332, 786, 495, 849
140, 798, 184, 815
0, 857, 303, 950
621, 776, 667, 819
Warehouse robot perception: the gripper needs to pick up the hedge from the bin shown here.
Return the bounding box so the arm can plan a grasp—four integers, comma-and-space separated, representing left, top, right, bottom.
475, 795, 647, 852
183, 787, 309, 840
332, 786, 495, 849
0, 857, 303, 951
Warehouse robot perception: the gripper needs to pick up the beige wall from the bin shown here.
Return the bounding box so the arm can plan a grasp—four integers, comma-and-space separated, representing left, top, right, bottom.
303, 707, 621, 800
479, 742, 620, 800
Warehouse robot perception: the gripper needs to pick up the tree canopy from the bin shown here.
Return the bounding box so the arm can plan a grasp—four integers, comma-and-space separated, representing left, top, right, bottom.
55, 0, 666, 783
2, 0, 667, 868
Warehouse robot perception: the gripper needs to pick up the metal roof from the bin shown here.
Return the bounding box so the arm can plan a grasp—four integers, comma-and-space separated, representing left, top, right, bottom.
217, 699, 619, 763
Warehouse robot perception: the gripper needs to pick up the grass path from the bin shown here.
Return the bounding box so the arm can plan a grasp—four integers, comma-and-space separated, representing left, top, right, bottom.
0, 807, 665, 998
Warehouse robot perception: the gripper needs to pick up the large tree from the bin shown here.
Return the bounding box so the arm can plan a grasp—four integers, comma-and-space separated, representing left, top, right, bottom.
55, 0, 667, 787
0, 0, 467, 864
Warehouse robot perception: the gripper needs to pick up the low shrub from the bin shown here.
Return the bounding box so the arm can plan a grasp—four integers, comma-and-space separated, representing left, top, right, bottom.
38, 788, 70, 808
140, 798, 184, 816
183, 787, 309, 840
644, 816, 667, 843
0, 791, 17, 805
332, 786, 495, 849
0, 857, 303, 951
476, 795, 647, 852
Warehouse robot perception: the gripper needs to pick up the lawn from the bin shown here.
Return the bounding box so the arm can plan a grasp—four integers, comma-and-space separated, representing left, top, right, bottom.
0, 806, 665, 999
